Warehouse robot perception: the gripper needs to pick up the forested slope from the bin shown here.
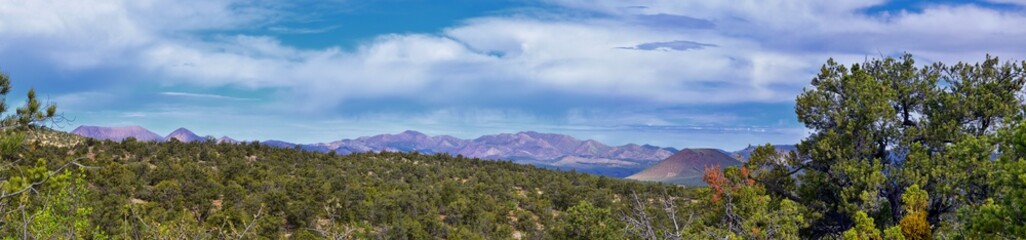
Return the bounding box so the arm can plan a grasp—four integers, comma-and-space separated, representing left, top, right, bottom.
3, 131, 701, 239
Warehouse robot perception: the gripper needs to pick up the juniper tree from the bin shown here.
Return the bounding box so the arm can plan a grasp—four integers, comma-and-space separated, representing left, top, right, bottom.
748, 54, 1026, 238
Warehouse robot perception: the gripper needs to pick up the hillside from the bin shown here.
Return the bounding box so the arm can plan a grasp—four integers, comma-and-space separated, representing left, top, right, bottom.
626, 148, 742, 186
4, 131, 694, 239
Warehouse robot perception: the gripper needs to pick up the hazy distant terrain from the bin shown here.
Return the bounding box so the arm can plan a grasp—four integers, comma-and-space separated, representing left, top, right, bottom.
71, 125, 162, 142
71, 125, 800, 180
72, 125, 683, 177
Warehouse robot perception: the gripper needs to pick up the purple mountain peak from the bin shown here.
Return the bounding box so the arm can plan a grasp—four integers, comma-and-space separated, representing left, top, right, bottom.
396, 130, 429, 139
217, 136, 239, 144
164, 128, 203, 143
71, 125, 162, 142
399, 130, 426, 135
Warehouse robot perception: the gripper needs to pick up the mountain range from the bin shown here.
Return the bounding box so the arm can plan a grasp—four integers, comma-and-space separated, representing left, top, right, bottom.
69, 125, 795, 181
71, 125, 677, 177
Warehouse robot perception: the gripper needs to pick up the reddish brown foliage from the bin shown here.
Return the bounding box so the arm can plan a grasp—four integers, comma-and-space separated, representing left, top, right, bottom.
740, 166, 755, 186
704, 165, 727, 203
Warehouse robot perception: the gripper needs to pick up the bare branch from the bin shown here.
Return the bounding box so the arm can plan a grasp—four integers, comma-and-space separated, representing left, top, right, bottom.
0, 159, 96, 200
622, 191, 657, 240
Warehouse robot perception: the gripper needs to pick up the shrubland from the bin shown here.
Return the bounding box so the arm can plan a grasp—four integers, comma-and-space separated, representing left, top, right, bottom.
3, 53, 1026, 239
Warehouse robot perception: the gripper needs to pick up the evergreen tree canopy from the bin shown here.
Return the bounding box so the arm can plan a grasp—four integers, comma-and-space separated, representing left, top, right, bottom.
750, 54, 1026, 238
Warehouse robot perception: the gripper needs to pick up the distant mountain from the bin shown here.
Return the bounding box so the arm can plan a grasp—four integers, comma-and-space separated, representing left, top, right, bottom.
71, 125, 162, 142
262, 140, 296, 148
732, 144, 798, 161
217, 136, 239, 144
626, 148, 742, 186
72, 125, 210, 143
163, 128, 203, 143
283, 130, 676, 177
70, 125, 679, 177
327, 130, 671, 160
321, 130, 466, 155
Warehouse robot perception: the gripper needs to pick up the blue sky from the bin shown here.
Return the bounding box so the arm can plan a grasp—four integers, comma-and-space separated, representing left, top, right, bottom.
1, 0, 1025, 149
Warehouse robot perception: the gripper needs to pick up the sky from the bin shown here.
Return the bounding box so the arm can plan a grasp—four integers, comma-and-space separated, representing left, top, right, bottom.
1, 0, 1025, 149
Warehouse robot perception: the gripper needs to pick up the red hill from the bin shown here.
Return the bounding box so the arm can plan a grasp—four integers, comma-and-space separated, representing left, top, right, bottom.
626, 148, 741, 186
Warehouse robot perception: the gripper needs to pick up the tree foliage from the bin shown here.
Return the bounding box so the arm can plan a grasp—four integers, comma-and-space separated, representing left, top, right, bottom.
551, 200, 624, 240
2, 131, 699, 239
0, 69, 59, 130
898, 185, 930, 240
744, 53, 1026, 238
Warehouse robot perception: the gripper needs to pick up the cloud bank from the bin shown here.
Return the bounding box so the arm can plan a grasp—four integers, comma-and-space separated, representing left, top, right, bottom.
2, 0, 1024, 148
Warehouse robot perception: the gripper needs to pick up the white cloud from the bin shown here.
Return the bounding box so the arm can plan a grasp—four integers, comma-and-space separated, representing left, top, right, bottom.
435, 17, 785, 103
267, 25, 342, 34
0, 0, 272, 69
160, 91, 255, 101
51, 91, 116, 110
988, 0, 1026, 6
3, 0, 1026, 110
